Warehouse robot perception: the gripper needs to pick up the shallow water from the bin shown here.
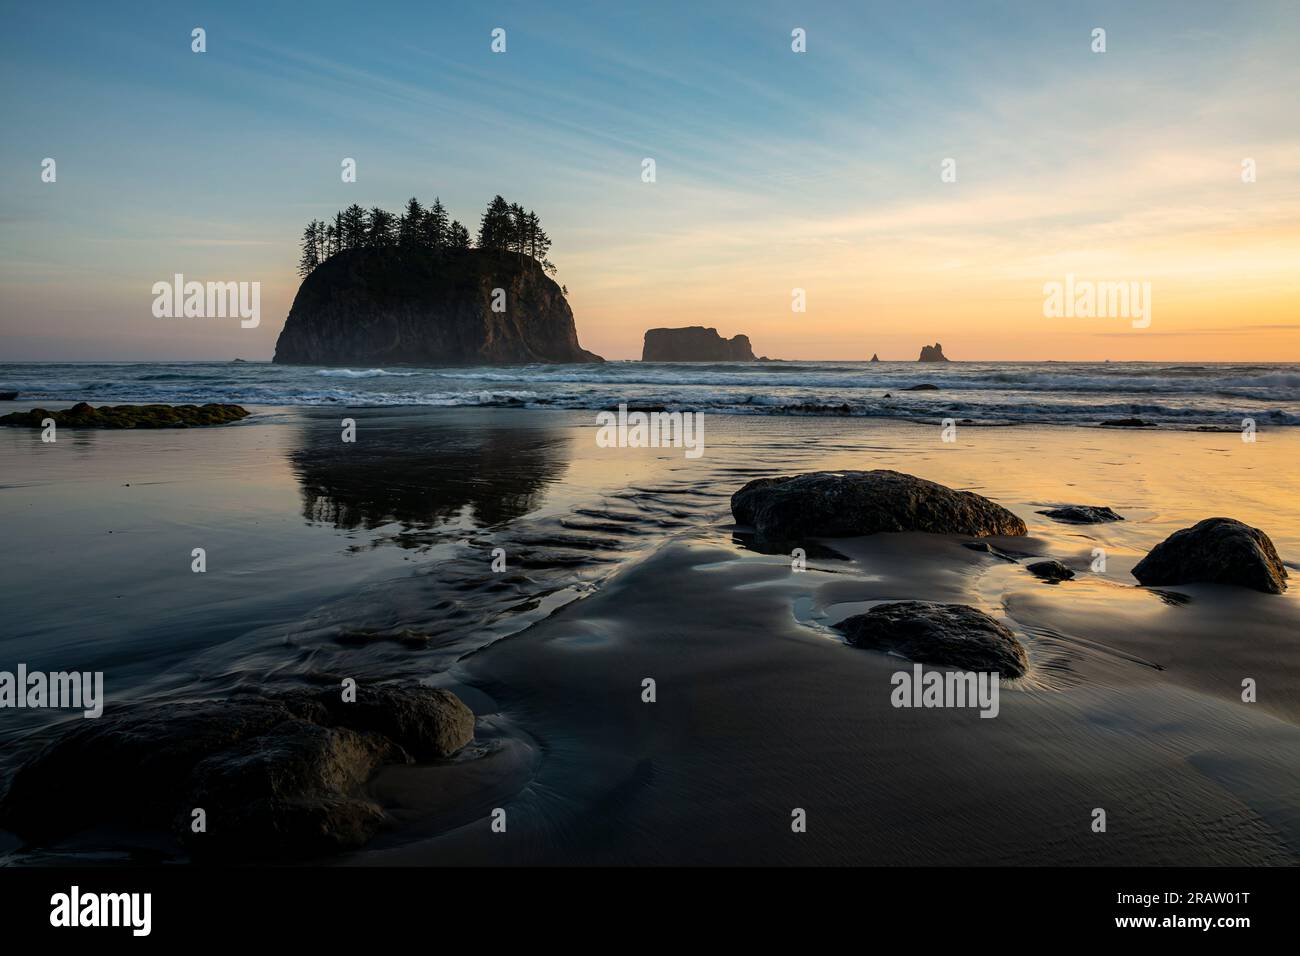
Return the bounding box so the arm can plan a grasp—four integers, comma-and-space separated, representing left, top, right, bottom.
1, 406, 1297, 863
3, 406, 1296, 713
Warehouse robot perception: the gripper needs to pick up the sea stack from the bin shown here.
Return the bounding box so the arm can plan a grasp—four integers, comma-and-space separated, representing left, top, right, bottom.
642, 326, 757, 362
918, 343, 950, 362
273, 248, 602, 366
870, 353, 880, 362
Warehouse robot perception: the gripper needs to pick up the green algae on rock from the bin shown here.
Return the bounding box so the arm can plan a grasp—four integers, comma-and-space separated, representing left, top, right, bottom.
0, 402, 250, 429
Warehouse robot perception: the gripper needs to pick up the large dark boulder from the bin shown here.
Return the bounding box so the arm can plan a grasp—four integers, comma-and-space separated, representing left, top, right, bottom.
315, 685, 475, 760
642, 326, 756, 361
273, 247, 602, 365
836, 602, 1028, 676
181, 720, 396, 858
1132, 517, 1287, 594
731, 469, 1026, 542
0, 683, 475, 858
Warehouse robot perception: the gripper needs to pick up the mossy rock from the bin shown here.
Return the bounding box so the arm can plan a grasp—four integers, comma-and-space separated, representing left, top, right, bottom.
0, 402, 250, 429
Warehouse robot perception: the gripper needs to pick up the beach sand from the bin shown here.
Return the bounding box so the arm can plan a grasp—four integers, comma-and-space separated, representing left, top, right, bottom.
2, 404, 1298, 864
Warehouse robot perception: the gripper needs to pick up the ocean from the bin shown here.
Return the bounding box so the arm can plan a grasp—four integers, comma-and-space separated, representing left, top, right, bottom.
2, 360, 1298, 427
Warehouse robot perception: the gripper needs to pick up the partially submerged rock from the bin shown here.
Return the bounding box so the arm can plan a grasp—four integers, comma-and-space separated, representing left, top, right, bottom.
962, 541, 1019, 562
1132, 517, 1287, 594
0, 683, 474, 858
731, 469, 1026, 542
836, 602, 1027, 676
904, 383, 939, 391
1099, 418, 1155, 428
787, 402, 853, 415
1026, 559, 1075, 582
0, 402, 249, 429
1038, 505, 1124, 524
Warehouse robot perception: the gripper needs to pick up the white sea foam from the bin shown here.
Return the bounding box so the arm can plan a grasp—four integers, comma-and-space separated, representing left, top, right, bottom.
314, 368, 417, 378
2, 361, 1297, 427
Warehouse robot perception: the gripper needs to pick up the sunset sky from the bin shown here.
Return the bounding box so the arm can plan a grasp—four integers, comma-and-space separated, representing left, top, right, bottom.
2, 0, 1297, 361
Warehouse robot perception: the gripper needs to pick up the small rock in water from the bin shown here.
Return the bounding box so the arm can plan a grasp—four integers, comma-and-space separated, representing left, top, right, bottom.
1099, 418, 1155, 427
1038, 505, 1124, 524
1132, 517, 1287, 594
835, 602, 1028, 676
962, 541, 1019, 562
787, 402, 853, 415
1026, 559, 1075, 582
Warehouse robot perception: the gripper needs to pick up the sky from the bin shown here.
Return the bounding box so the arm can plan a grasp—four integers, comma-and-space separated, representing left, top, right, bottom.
1, 0, 1297, 362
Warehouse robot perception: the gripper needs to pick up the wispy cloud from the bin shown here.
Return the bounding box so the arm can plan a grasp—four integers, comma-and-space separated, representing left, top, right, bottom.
1, 0, 1297, 360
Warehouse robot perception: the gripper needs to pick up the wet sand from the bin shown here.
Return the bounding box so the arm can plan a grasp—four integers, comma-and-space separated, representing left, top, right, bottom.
361, 412, 1300, 865
2, 405, 1298, 864
357, 535, 1300, 866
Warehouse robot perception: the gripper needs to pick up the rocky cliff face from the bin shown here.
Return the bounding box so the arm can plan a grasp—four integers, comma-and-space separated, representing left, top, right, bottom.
642, 326, 756, 361
274, 248, 602, 366
917, 342, 950, 362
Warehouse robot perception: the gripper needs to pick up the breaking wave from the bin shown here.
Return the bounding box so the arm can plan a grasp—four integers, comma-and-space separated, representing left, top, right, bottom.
2, 360, 1297, 427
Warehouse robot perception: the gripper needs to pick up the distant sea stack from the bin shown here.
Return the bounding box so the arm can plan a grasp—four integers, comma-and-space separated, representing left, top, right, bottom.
642, 326, 757, 362
274, 248, 602, 366
870, 353, 880, 363
917, 343, 950, 362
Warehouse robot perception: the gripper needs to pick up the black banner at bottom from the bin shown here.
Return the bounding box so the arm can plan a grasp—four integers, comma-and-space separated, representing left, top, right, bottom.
0, 865, 1281, 941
